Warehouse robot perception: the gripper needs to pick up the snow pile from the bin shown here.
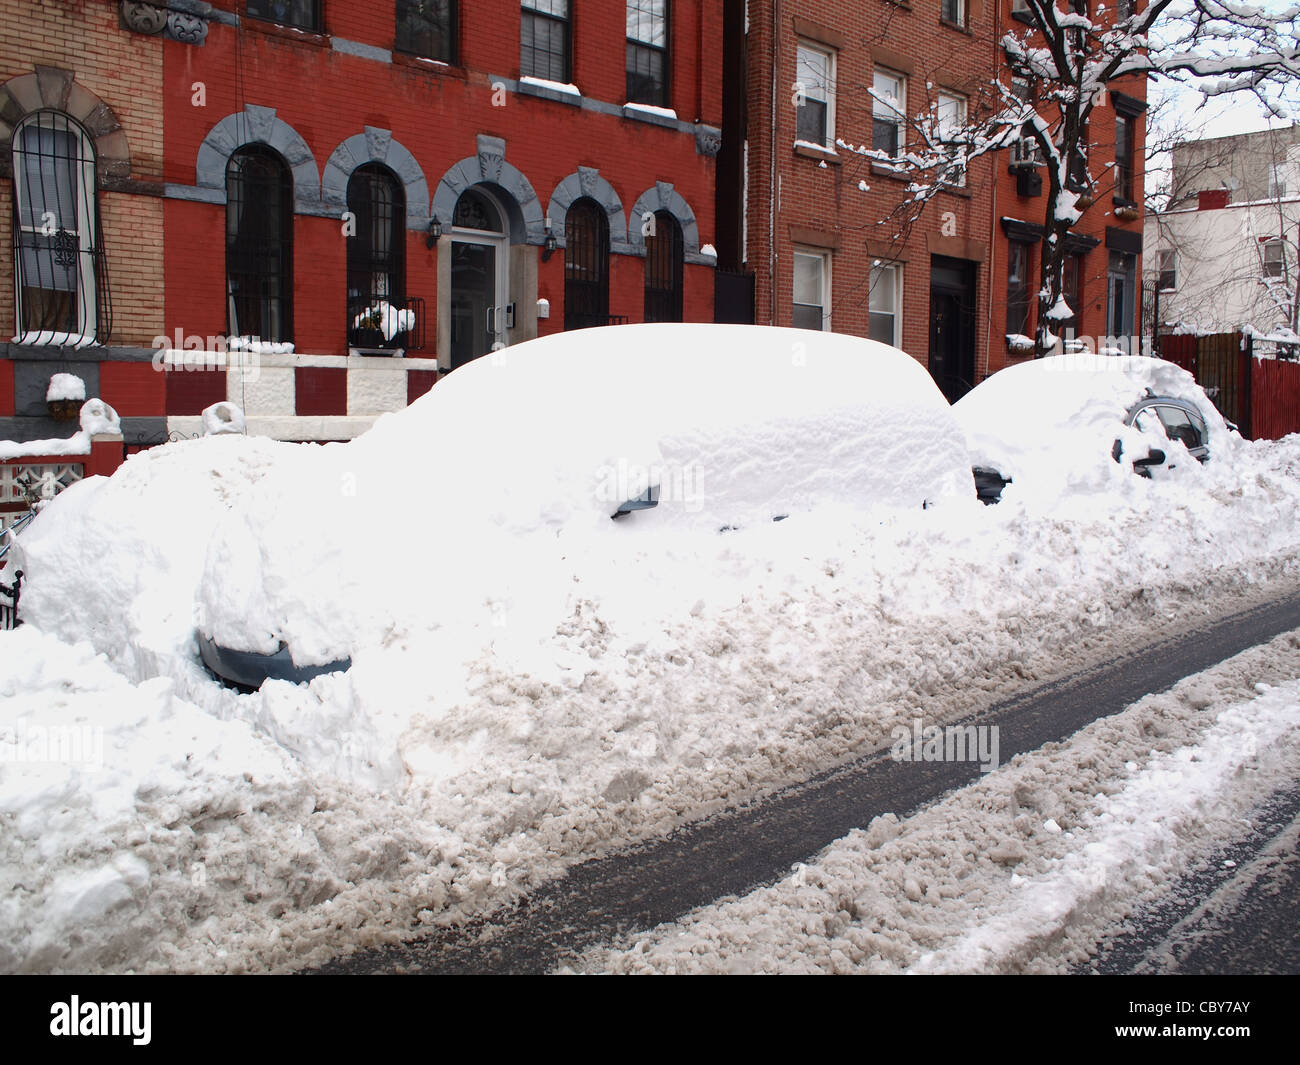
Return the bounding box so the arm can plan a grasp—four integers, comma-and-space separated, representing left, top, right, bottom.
46, 374, 85, 403
227, 337, 294, 355
0, 398, 120, 460
183, 324, 972, 665
201, 402, 246, 437
5, 326, 1300, 973
573, 632, 1300, 975
953, 354, 1235, 509
0, 627, 471, 974
79, 398, 120, 437
11, 436, 323, 678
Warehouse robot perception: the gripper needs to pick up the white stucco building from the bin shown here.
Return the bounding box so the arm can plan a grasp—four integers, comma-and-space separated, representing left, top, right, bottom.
1145, 125, 1300, 345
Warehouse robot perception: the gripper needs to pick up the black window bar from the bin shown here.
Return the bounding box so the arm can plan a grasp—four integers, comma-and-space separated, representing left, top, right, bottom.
644, 209, 683, 323
226, 145, 293, 344
626, 0, 670, 107
10, 111, 111, 345
564, 197, 611, 330
346, 164, 423, 351
396, 0, 457, 63
521, 0, 571, 83
0, 568, 21, 631
246, 0, 322, 33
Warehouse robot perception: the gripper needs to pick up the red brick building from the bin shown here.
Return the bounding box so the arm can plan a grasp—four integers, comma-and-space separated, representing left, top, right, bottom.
2, 0, 723, 444
1, 0, 1147, 448
987, 1, 1147, 377
716, 0, 1147, 399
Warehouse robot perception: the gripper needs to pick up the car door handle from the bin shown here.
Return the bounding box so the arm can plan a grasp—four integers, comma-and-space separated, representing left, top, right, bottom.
485, 306, 495, 336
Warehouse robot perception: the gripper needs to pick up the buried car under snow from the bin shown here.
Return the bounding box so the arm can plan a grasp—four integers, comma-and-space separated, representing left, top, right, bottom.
9, 325, 978, 692
953, 354, 1235, 505
188, 324, 977, 688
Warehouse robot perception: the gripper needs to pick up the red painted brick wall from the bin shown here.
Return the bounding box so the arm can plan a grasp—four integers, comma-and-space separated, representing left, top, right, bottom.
295, 366, 347, 416
0, 359, 12, 417
407, 369, 438, 404
165, 368, 227, 415
164, 2, 722, 357
99, 361, 166, 417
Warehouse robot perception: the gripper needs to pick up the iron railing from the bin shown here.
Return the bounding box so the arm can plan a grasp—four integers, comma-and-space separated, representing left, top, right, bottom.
0, 511, 33, 631
0, 568, 20, 630
10, 110, 112, 344
565, 313, 629, 330
347, 294, 426, 352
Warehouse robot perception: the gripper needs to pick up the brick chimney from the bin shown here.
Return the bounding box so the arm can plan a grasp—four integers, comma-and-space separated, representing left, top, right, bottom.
1198, 188, 1231, 211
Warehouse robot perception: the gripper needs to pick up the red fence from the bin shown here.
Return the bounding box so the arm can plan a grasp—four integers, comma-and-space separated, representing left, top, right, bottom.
1251, 357, 1300, 441
1161, 333, 1300, 440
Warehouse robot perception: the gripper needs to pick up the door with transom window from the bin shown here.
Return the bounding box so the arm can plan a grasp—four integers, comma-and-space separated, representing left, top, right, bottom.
449, 186, 510, 368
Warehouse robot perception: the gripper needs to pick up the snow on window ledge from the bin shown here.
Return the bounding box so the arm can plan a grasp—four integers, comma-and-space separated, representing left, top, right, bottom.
519, 76, 581, 97
10, 331, 99, 349
624, 101, 678, 120
793, 139, 838, 156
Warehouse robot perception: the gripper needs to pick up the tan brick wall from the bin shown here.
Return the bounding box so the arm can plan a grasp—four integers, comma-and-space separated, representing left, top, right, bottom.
1, 0, 164, 345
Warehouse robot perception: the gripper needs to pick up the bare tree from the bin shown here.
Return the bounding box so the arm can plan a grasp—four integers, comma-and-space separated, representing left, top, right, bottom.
835, 1, 1300, 355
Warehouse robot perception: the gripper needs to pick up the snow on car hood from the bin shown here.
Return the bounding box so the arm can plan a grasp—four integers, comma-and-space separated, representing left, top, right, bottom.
952, 354, 1237, 508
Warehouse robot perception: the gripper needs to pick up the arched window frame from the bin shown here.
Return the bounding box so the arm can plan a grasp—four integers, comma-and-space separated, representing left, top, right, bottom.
644, 208, 683, 323
346, 163, 409, 350
564, 196, 610, 330
226, 144, 293, 344
10, 110, 109, 345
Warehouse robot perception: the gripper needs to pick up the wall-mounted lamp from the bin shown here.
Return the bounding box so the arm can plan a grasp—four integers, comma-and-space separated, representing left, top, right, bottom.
426, 215, 443, 249
541, 219, 558, 262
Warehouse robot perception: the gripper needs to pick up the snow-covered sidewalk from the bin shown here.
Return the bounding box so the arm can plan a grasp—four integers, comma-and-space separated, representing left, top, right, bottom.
571, 630, 1300, 974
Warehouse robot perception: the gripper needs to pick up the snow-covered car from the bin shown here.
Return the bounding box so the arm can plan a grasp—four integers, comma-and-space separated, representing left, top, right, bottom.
953, 354, 1233, 506
14, 324, 976, 692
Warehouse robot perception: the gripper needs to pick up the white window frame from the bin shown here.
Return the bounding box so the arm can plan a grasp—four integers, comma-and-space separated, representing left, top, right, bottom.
1263, 238, 1286, 279
11, 112, 99, 345
792, 247, 832, 331
941, 0, 966, 27
936, 91, 967, 187
872, 68, 906, 159
1156, 248, 1176, 292
869, 261, 901, 347
1268, 163, 1287, 200
795, 40, 836, 150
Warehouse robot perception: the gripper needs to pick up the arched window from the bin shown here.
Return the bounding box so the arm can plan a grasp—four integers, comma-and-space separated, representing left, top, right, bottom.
564, 197, 609, 330
644, 209, 683, 323
347, 164, 407, 348
226, 145, 292, 343
10, 111, 107, 344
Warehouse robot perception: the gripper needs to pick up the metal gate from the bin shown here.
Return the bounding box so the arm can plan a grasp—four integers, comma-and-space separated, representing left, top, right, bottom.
1160, 332, 1252, 436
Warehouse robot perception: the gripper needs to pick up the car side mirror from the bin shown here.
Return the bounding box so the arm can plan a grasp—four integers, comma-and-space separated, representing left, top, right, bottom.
1132, 449, 1166, 470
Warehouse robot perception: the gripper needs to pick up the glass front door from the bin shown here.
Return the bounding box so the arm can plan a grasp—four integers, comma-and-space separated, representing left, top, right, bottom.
1107, 250, 1136, 342
450, 239, 497, 368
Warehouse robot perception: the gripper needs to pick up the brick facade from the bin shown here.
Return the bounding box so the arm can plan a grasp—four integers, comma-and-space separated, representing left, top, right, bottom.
162, 0, 722, 362
725, 0, 1146, 395
1, 0, 723, 444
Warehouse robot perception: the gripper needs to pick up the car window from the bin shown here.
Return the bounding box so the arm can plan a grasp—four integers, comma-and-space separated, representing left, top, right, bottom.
1132, 407, 1166, 438
1155, 405, 1205, 450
